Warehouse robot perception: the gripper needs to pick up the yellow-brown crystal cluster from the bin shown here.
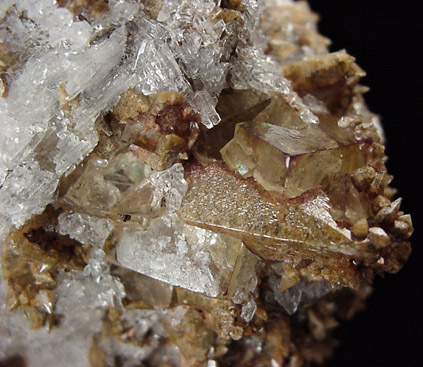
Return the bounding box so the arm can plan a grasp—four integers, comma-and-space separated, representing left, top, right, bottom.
0, 1, 413, 367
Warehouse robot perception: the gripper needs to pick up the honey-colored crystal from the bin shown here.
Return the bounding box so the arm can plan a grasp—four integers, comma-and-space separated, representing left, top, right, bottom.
178, 163, 370, 260
0, 1, 413, 366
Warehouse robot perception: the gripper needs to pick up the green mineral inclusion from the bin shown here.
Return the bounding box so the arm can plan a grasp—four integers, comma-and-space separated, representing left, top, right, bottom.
235, 163, 248, 175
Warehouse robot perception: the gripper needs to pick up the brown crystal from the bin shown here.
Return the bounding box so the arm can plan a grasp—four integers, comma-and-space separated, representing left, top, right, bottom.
282, 51, 365, 115
2, 206, 87, 329
57, 0, 109, 17
111, 89, 200, 171
178, 163, 370, 261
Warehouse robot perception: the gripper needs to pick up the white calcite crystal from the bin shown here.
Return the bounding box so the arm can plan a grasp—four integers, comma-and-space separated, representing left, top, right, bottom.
0, 267, 125, 367
117, 214, 241, 297
0, 1, 413, 366
58, 212, 114, 247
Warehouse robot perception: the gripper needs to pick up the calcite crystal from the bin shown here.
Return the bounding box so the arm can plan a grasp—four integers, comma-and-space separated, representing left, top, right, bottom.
0, 1, 413, 367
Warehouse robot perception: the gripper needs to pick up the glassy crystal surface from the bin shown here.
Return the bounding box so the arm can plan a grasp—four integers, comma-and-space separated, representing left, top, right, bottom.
116, 214, 242, 297
179, 163, 362, 260
0, 1, 413, 366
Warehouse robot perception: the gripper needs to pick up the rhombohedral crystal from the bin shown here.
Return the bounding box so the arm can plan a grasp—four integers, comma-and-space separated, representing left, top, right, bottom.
0, 1, 413, 366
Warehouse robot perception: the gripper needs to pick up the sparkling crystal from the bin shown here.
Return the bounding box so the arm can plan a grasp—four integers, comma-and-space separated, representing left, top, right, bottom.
0, 0, 413, 366
116, 214, 242, 297
58, 211, 114, 247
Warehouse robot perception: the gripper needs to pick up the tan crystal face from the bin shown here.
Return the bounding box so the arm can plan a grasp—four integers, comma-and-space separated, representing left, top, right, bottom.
0, 1, 413, 367
178, 163, 363, 260
221, 119, 371, 197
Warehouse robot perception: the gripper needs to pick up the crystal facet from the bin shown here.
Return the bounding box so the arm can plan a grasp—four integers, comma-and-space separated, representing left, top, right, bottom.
0, 1, 412, 366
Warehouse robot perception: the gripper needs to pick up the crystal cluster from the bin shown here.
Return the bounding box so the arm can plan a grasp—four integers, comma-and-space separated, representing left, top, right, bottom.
0, 1, 413, 366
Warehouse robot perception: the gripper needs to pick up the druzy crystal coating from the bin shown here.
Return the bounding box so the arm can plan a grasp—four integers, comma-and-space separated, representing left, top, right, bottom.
0, 1, 413, 366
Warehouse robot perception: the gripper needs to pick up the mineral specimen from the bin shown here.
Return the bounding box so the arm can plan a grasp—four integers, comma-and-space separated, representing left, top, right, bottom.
0, 0, 413, 366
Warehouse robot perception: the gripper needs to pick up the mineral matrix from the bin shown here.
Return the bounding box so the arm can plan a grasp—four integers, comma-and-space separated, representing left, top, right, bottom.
0, 1, 413, 367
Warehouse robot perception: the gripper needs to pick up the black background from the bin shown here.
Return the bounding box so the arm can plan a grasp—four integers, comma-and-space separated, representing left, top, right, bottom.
306, 1, 423, 366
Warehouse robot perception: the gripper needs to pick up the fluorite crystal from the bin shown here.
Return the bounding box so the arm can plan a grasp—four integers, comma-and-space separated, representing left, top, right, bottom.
0, 1, 413, 366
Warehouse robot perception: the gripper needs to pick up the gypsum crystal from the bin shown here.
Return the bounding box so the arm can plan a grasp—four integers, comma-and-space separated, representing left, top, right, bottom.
0, 1, 413, 367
